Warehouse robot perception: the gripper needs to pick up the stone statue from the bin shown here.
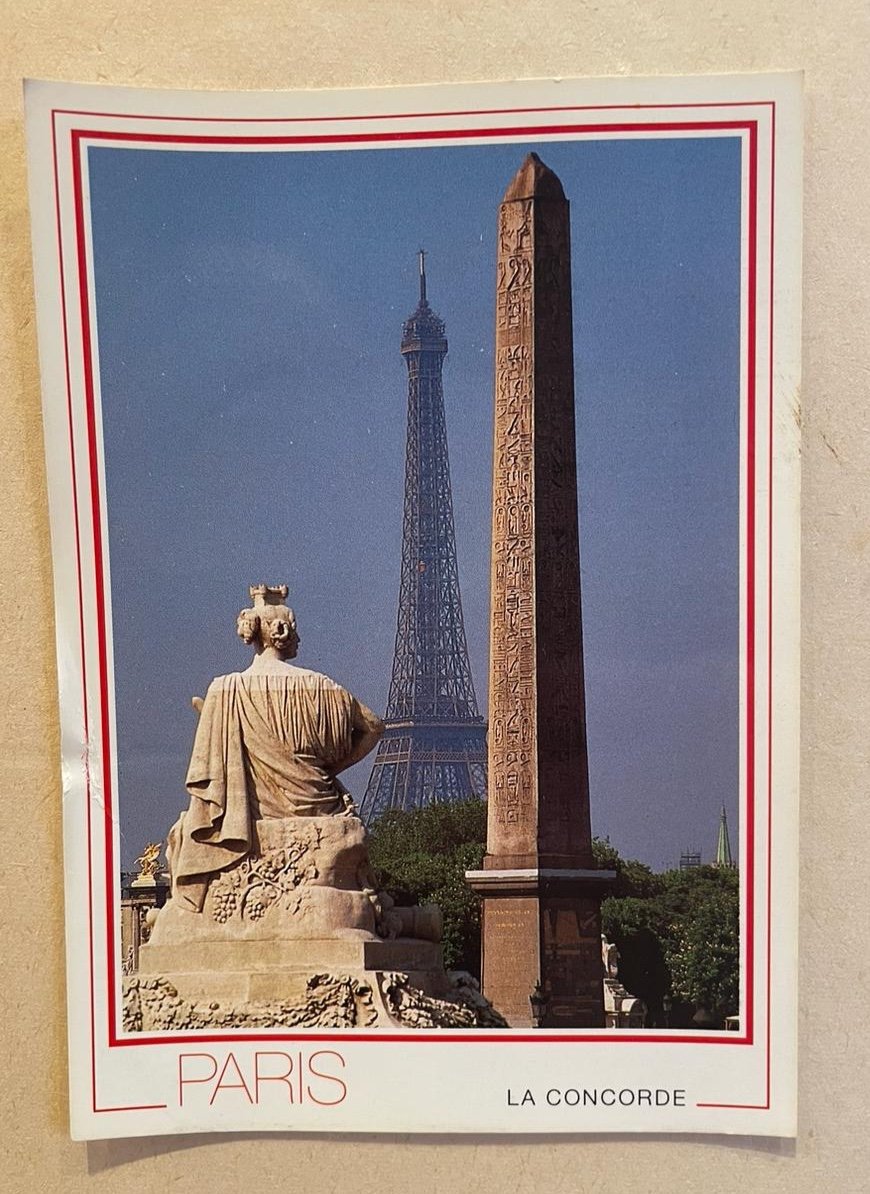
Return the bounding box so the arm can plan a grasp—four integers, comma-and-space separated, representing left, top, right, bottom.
600, 933, 647, 1028
601, 933, 620, 979
128, 584, 505, 1030
167, 584, 384, 912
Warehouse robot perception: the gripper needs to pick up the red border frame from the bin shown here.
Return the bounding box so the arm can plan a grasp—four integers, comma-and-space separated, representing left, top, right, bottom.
50, 99, 775, 1114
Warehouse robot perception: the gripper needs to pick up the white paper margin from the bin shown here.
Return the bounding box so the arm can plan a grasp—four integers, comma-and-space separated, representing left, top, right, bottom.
24, 71, 802, 1141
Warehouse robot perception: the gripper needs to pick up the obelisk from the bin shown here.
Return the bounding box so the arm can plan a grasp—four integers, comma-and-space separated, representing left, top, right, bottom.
466, 154, 612, 1028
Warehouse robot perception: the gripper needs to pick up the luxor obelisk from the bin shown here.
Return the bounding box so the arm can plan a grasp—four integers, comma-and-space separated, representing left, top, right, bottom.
466, 154, 612, 1028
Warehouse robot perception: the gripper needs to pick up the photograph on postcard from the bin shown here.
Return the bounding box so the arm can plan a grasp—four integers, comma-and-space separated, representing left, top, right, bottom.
25, 75, 800, 1138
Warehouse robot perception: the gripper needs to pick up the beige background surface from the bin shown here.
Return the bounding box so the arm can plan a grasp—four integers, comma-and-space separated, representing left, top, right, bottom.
1, 2, 867, 1190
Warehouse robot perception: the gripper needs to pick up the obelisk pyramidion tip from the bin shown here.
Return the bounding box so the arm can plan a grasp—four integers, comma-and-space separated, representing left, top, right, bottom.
501, 152, 567, 202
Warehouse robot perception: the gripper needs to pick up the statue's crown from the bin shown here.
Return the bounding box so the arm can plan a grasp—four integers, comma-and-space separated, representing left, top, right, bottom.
249, 584, 289, 608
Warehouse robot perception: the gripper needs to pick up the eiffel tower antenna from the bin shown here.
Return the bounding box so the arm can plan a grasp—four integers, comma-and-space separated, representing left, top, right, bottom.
360, 258, 487, 820
419, 247, 427, 303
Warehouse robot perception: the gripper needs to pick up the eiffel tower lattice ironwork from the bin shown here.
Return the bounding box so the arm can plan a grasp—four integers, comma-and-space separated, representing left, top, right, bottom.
360, 253, 487, 821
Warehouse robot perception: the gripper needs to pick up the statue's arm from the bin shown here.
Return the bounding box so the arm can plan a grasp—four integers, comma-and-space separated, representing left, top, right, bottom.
331, 699, 385, 775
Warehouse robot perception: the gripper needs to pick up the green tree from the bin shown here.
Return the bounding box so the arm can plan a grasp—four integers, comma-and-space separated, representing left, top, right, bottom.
367, 799, 487, 973
662, 873, 739, 1019
593, 837, 663, 900
367, 812, 740, 1025
657, 862, 739, 921
597, 847, 740, 1027
600, 895, 671, 1019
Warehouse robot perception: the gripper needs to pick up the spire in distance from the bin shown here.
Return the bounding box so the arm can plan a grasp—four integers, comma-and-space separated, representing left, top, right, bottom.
715, 805, 736, 869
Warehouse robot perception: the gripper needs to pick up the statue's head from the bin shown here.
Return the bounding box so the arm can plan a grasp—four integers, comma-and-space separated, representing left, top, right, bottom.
236, 584, 300, 659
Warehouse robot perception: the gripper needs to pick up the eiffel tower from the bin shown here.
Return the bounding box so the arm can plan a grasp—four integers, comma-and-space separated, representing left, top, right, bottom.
360, 253, 487, 821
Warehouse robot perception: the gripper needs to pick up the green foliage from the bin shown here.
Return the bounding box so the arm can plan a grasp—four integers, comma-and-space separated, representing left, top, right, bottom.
597, 843, 740, 1025
662, 874, 740, 1017
658, 861, 739, 914
592, 836, 621, 870
593, 836, 663, 901
601, 895, 671, 1015
368, 813, 740, 1025
367, 799, 487, 974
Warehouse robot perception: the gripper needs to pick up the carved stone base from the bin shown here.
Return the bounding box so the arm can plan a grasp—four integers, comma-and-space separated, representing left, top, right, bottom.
138, 935, 447, 1004
603, 976, 647, 1029
466, 868, 613, 1027
122, 969, 508, 1031
130, 813, 506, 1030
154, 815, 378, 943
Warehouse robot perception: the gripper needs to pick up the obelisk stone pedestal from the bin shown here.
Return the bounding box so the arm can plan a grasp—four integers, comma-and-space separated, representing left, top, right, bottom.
466, 154, 612, 1028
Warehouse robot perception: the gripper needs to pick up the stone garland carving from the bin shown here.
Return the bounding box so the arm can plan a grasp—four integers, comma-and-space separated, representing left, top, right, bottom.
123, 971, 506, 1031
209, 834, 320, 923
378, 971, 509, 1029
123, 974, 378, 1032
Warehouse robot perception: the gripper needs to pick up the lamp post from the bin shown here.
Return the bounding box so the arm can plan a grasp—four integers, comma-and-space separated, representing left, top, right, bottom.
529, 982, 549, 1029
662, 993, 672, 1029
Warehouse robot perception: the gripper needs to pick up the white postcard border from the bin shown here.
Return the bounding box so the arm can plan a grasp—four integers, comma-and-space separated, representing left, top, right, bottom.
25, 72, 801, 1140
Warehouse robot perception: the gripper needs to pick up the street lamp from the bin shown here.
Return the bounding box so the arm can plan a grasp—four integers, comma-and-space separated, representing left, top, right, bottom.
529, 981, 549, 1028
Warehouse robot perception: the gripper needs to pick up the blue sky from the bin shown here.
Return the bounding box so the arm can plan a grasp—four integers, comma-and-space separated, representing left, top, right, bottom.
87, 134, 741, 873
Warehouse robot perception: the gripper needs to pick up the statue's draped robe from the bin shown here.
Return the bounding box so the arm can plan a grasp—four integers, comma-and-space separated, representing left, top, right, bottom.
170, 668, 354, 912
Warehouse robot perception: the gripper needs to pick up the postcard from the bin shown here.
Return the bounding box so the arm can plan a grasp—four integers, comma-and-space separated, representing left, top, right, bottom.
25, 72, 801, 1140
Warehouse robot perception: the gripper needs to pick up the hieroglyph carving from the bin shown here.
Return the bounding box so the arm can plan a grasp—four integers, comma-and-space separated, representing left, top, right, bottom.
527, 207, 589, 838
471, 155, 605, 1028
488, 171, 592, 858
490, 198, 537, 840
